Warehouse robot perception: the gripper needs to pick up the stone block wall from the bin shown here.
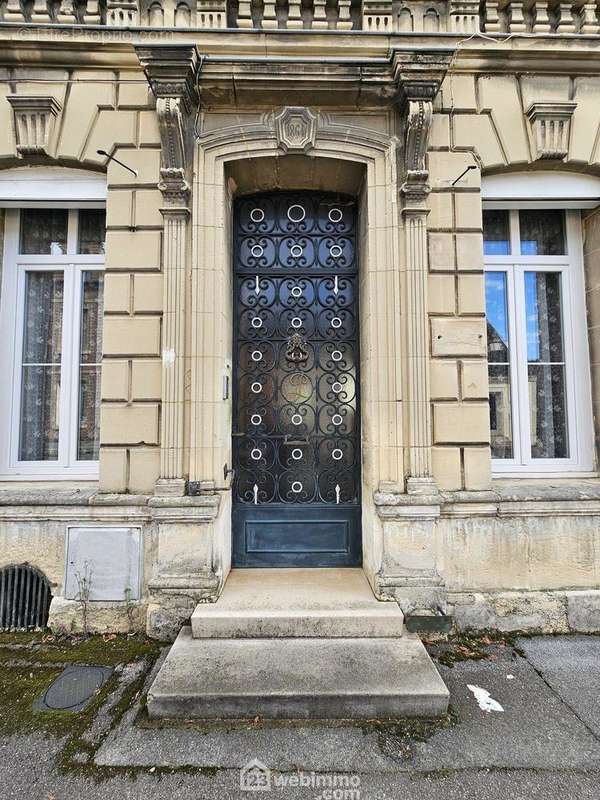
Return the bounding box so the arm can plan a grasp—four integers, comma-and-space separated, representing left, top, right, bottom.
97, 82, 163, 494
428, 111, 490, 491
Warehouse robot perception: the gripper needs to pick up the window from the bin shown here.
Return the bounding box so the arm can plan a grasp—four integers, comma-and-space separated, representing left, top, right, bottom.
0, 207, 105, 478
484, 208, 593, 473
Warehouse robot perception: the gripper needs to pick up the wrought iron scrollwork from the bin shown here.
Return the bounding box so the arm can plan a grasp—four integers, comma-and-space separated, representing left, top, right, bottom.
233, 192, 360, 507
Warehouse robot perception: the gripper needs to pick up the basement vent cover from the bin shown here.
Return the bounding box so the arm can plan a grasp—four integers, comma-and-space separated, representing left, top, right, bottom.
0, 565, 52, 631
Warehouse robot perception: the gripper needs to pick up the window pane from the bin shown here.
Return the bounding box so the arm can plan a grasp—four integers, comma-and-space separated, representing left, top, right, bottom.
489, 365, 513, 459
528, 365, 568, 459
519, 210, 565, 256
78, 209, 106, 255
19, 272, 64, 461
77, 272, 104, 460
486, 272, 513, 458
20, 209, 68, 255
483, 210, 510, 255
525, 272, 568, 459
525, 272, 564, 362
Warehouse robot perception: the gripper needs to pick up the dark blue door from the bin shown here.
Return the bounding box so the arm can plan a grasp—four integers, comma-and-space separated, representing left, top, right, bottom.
232, 192, 362, 567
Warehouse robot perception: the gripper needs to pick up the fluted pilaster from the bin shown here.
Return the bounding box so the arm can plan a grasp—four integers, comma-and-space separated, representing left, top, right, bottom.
134, 44, 200, 496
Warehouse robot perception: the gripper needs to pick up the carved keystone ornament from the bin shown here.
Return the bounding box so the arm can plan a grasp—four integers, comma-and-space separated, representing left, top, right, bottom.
275, 107, 318, 154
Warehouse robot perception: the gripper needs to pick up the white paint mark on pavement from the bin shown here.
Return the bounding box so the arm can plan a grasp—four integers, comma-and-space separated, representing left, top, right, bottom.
467, 684, 504, 713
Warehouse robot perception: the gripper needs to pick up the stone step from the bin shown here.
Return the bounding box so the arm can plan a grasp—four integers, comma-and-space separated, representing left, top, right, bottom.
191, 567, 404, 639
147, 627, 450, 720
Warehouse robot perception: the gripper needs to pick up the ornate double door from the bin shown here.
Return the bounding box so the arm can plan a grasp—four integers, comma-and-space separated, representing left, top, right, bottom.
232, 191, 362, 567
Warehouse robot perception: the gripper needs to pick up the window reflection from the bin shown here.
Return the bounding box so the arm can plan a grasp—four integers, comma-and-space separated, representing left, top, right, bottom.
519, 210, 565, 256
485, 272, 513, 458
483, 210, 510, 255
524, 272, 568, 458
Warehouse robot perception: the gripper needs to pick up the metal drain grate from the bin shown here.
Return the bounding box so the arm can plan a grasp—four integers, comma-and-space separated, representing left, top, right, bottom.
0, 565, 52, 631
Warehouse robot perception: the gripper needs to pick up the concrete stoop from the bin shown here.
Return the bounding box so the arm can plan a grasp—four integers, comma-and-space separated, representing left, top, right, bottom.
147, 569, 449, 720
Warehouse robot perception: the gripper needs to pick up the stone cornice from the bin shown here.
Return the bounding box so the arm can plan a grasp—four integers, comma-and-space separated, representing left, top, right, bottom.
3, 27, 600, 71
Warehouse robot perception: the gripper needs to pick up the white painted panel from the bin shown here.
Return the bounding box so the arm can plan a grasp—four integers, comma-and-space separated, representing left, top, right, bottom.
65, 527, 141, 602
482, 172, 600, 206
0, 166, 106, 205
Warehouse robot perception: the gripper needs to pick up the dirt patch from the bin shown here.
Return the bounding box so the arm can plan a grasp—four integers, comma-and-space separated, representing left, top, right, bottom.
425, 630, 521, 668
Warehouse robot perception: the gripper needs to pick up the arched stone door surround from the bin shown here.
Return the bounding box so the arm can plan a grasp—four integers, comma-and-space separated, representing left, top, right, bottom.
188, 114, 405, 590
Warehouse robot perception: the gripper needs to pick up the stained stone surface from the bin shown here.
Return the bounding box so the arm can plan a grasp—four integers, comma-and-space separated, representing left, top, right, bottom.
191, 568, 405, 638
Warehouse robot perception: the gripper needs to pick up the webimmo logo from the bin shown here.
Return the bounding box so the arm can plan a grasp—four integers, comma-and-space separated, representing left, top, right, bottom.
240, 758, 271, 792
240, 759, 361, 798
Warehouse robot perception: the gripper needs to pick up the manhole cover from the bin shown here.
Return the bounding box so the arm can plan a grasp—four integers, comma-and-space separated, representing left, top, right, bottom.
35, 665, 113, 712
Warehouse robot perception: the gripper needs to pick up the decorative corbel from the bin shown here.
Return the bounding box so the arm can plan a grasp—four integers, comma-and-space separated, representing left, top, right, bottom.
7, 96, 62, 158
392, 50, 451, 203
401, 83, 436, 203
526, 102, 577, 161
134, 44, 200, 208
155, 96, 189, 204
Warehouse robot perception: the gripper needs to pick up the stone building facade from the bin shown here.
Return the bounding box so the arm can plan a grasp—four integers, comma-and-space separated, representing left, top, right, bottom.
1, 1, 600, 638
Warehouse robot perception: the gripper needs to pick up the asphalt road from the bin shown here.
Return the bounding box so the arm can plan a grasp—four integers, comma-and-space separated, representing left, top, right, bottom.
1, 635, 600, 800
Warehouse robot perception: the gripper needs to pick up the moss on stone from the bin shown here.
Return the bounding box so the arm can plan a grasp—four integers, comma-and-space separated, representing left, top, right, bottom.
0, 632, 162, 667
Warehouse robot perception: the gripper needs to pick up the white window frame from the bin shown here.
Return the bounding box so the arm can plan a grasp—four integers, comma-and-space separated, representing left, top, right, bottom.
0, 204, 105, 480
484, 204, 594, 476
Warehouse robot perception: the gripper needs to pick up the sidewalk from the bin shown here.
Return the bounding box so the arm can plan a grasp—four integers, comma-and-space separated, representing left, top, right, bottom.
1, 634, 600, 799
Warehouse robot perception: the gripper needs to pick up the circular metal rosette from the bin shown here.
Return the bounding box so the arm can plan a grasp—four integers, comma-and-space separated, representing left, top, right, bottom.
279, 198, 315, 233
278, 469, 317, 503
317, 308, 355, 339
279, 403, 315, 436
317, 404, 355, 436
239, 342, 277, 371
278, 339, 315, 372
280, 372, 316, 404
238, 372, 276, 403
236, 469, 276, 504
278, 439, 316, 469
240, 276, 276, 308
317, 237, 354, 269
318, 437, 356, 467
238, 199, 276, 234
318, 468, 356, 503
317, 373, 356, 404
317, 276, 354, 308
239, 236, 276, 269
317, 199, 354, 234
278, 309, 316, 338
279, 277, 315, 307
239, 405, 277, 434
279, 237, 315, 269
318, 342, 355, 372
239, 308, 277, 339
238, 438, 276, 470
